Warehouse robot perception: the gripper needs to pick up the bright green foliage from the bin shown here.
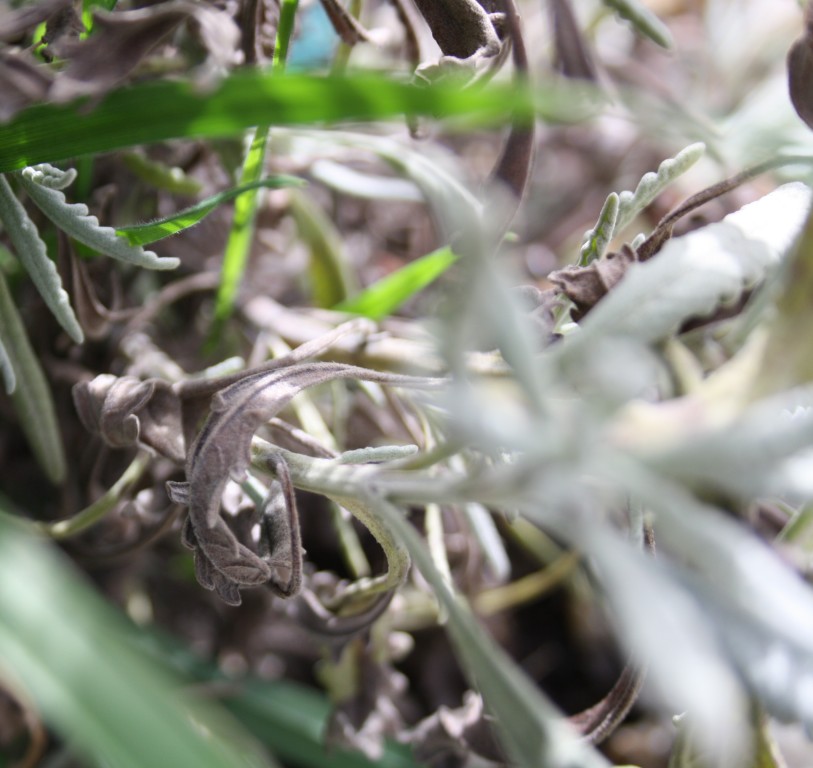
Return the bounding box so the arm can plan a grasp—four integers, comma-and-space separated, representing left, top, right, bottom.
116, 176, 303, 246
336, 246, 459, 319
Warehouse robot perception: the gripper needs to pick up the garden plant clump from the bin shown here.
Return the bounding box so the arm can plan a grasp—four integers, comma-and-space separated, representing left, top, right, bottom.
2, 1, 813, 767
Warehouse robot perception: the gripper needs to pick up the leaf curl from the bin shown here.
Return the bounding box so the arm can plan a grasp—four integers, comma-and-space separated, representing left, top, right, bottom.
0, 174, 83, 343
18, 164, 179, 270
177, 362, 442, 603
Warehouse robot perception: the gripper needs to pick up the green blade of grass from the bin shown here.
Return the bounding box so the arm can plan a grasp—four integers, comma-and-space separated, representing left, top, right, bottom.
0, 514, 270, 768
116, 176, 303, 245
289, 188, 356, 308
335, 246, 458, 319
0, 71, 589, 174
210, 0, 300, 339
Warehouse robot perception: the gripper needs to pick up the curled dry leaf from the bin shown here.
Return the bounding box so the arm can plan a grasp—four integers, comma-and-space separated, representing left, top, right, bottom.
72, 374, 185, 463
170, 362, 441, 605
788, 1, 813, 132
402, 690, 504, 767
549, 244, 638, 321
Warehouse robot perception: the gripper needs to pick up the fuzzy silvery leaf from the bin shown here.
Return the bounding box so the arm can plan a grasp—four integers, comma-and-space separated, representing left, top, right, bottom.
0, 174, 83, 343
576, 523, 750, 764
623, 466, 813, 736
369, 495, 610, 768
570, 182, 812, 347
17, 165, 179, 270
642, 387, 813, 499
614, 143, 705, 241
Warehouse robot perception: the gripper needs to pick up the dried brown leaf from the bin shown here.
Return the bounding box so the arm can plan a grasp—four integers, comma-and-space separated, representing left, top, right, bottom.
548, 244, 638, 320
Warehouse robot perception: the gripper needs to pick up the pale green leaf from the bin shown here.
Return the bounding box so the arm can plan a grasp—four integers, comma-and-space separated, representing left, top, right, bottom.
18, 164, 179, 270
571, 183, 811, 347
0, 175, 84, 343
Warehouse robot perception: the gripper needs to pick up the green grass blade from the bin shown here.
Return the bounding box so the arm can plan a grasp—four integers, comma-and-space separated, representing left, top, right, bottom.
211, 0, 300, 337
0, 271, 67, 484
120, 151, 203, 195
335, 246, 458, 319
116, 176, 303, 245
289, 188, 356, 308
0, 72, 587, 174
18, 166, 179, 270
0, 514, 271, 768
210, 126, 269, 336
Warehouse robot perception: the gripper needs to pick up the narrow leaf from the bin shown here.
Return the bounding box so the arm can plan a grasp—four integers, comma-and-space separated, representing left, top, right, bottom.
0, 336, 15, 394
116, 176, 303, 246
18, 164, 179, 270
211, 125, 269, 335
614, 143, 705, 237
568, 183, 811, 348
0, 71, 588, 174
335, 246, 459, 319
0, 513, 270, 768
368, 496, 609, 768
289, 189, 356, 308
0, 174, 83, 343
0, 270, 66, 483
579, 193, 619, 265
600, 0, 673, 48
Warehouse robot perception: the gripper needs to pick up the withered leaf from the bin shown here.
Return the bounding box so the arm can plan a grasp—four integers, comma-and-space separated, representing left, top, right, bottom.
174, 362, 441, 605
323, 637, 407, 760
788, 2, 813, 132
73, 374, 185, 463
402, 690, 504, 767
548, 244, 638, 321
258, 454, 302, 598
0, 0, 71, 43
49, 2, 239, 102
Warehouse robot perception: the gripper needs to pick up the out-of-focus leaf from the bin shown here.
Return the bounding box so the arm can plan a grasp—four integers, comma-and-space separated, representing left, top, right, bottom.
571, 518, 749, 763
0, 174, 83, 342
640, 386, 813, 499
0, 514, 269, 768
18, 164, 179, 269
0, 270, 66, 484
621, 464, 813, 737
600, 0, 673, 48
0, 71, 590, 174
289, 189, 356, 308
754, 199, 813, 396
116, 176, 303, 245
0, 336, 14, 394
369, 496, 609, 768
335, 246, 458, 320
567, 182, 811, 348
310, 159, 423, 202
120, 151, 203, 195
